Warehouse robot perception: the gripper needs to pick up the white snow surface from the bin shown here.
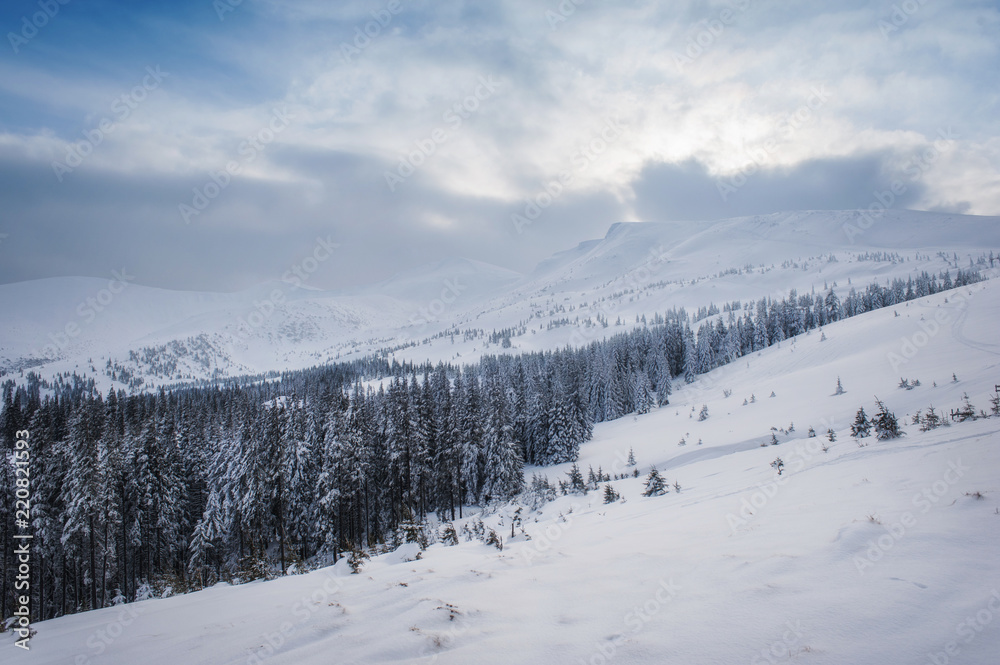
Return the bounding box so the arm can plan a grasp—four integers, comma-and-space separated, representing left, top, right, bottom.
5, 271, 1000, 664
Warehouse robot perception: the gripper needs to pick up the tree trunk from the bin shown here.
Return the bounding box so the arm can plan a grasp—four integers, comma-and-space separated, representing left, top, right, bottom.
89, 516, 98, 610
277, 476, 286, 575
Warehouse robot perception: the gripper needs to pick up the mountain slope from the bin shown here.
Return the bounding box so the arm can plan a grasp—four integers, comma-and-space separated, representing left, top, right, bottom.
5, 266, 1000, 665
1, 209, 997, 391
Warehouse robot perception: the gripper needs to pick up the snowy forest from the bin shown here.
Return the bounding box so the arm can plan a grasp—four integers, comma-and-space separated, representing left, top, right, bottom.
0, 267, 982, 622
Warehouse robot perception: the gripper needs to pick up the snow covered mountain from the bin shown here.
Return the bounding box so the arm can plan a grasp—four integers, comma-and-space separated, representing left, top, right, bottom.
1, 209, 997, 393
5, 259, 999, 665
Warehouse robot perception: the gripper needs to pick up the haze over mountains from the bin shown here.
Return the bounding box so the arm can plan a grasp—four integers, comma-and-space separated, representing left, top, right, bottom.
2, 209, 998, 393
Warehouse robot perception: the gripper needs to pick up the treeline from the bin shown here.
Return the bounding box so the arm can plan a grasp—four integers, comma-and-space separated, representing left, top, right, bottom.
0, 266, 983, 621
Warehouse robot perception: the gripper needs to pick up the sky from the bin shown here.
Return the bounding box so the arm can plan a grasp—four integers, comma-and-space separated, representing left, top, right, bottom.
0, 0, 998, 292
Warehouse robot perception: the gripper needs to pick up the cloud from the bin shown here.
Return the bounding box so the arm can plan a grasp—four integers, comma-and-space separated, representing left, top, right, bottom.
0, 0, 997, 291
631, 153, 927, 222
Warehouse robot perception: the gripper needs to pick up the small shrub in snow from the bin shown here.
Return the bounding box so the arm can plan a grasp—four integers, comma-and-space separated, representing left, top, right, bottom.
956, 394, 977, 422
991, 393, 1000, 417
827, 428, 837, 442
485, 529, 503, 551
770, 432, 779, 446
347, 548, 369, 574
807, 426, 816, 438
440, 523, 459, 546
771, 458, 784, 475
698, 404, 709, 421
834, 377, 846, 395
135, 581, 156, 602
769, 391, 777, 398
627, 448, 636, 466
920, 406, 941, 431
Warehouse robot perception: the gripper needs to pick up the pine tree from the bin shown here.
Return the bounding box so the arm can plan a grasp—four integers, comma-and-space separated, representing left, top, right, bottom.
603, 484, 620, 504
834, 377, 845, 395
698, 404, 709, 421
633, 372, 656, 415
872, 398, 904, 440
642, 467, 667, 497
566, 463, 585, 492
827, 428, 837, 442
851, 407, 871, 438
956, 393, 976, 422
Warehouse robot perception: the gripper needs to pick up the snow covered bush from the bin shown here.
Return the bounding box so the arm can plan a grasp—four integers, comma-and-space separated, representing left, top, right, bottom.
872, 398, 904, 440
851, 407, 871, 438
642, 467, 667, 497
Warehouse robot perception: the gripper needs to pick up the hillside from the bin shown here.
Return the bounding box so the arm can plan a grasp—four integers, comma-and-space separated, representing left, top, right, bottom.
1, 210, 997, 393
5, 268, 999, 664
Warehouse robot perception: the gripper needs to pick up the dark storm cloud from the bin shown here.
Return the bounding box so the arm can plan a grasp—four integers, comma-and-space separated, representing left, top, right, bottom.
631, 154, 928, 223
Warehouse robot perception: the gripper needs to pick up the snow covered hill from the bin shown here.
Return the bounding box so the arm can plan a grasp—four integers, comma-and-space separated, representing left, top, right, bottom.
1, 209, 998, 394
5, 264, 1000, 664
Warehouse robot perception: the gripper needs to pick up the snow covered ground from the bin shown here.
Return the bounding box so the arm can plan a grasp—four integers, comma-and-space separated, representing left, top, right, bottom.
6, 258, 999, 664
